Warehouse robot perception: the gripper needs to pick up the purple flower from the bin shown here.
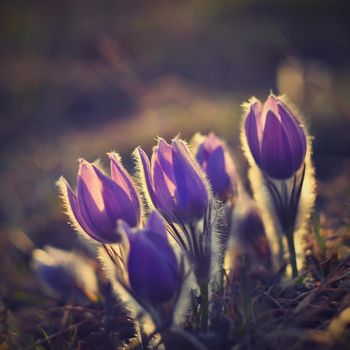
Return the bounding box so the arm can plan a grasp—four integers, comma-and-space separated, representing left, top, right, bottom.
137, 138, 208, 223
234, 204, 272, 269
244, 95, 307, 179
59, 154, 141, 243
32, 246, 98, 301
195, 133, 237, 201
122, 212, 179, 304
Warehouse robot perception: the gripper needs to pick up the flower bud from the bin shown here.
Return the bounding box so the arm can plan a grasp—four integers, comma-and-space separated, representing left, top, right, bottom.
244, 94, 307, 179
122, 212, 180, 304
32, 246, 98, 301
59, 154, 141, 243
137, 138, 208, 224
231, 200, 272, 270
195, 133, 237, 201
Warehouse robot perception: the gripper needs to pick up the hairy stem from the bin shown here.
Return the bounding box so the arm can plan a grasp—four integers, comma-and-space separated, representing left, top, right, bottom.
286, 232, 298, 278
199, 282, 209, 331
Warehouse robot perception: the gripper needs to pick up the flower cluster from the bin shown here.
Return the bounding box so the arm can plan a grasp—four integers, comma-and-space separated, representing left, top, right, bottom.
57, 93, 315, 342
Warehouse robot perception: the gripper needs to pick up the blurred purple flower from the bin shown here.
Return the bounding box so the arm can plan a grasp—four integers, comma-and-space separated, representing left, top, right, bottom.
32, 246, 98, 301
244, 95, 307, 179
122, 212, 179, 304
195, 133, 237, 201
59, 154, 141, 243
138, 138, 208, 223
234, 204, 272, 270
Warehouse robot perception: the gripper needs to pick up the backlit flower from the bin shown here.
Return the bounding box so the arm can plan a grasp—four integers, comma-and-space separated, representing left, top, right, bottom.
122, 212, 180, 304
59, 153, 141, 243
137, 138, 208, 223
244, 94, 307, 179
32, 246, 98, 301
234, 202, 272, 270
195, 133, 237, 201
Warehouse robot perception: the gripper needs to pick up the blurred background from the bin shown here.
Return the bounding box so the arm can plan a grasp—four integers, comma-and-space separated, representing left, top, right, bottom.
1, 0, 350, 293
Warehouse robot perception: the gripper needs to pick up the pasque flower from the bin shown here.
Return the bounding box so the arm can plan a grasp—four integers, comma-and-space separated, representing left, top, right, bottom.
195, 133, 237, 201
138, 138, 214, 330
137, 138, 209, 224
244, 94, 307, 179
243, 94, 312, 277
121, 212, 180, 304
32, 246, 98, 301
59, 153, 141, 243
234, 203, 272, 270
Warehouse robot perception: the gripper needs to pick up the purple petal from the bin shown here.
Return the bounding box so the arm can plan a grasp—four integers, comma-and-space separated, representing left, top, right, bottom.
108, 153, 141, 220
261, 111, 294, 179
137, 147, 159, 207
36, 263, 77, 295
119, 220, 134, 242
77, 161, 132, 243
206, 147, 231, 199
172, 140, 208, 221
143, 232, 178, 273
195, 133, 221, 168
94, 166, 139, 227
152, 158, 177, 216
128, 233, 178, 303
277, 102, 307, 172
156, 139, 176, 183
60, 177, 101, 241
205, 133, 223, 151
236, 207, 272, 267
245, 102, 263, 167
145, 211, 167, 239
195, 143, 208, 167
237, 209, 266, 244
195, 133, 237, 200
263, 95, 280, 120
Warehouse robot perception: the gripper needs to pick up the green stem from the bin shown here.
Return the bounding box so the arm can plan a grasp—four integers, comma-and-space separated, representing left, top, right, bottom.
199, 282, 209, 331
286, 232, 298, 278
277, 234, 285, 267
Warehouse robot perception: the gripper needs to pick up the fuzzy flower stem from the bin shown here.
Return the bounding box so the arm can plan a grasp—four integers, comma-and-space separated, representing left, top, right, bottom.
239, 255, 250, 326
102, 282, 113, 332
286, 230, 298, 278
277, 235, 285, 266
199, 282, 209, 331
